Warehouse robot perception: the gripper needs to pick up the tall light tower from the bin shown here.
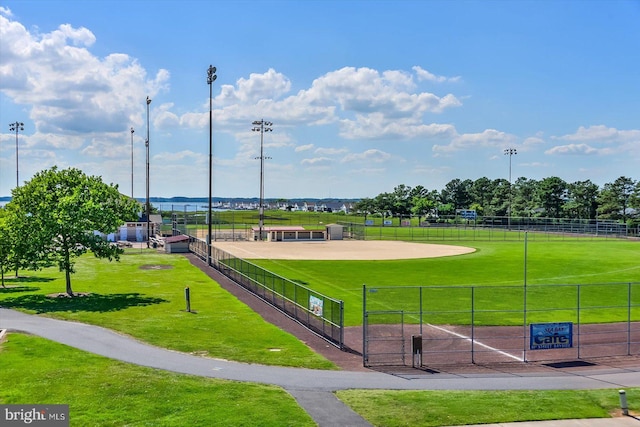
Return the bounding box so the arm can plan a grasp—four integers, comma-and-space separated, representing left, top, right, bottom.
207, 65, 217, 264
145, 96, 152, 248
9, 121, 24, 187
130, 127, 135, 199
252, 119, 273, 241
504, 147, 517, 230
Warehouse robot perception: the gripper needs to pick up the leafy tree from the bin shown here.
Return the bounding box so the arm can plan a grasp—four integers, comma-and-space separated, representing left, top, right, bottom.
440, 179, 473, 210
487, 178, 510, 216
469, 177, 493, 213
353, 197, 376, 220
631, 181, 640, 212
597, 176, 637, 222
389, 184, 413, 219
511, 177, 538, 217
0, 209, 12, 287
7, 167, 140, 296
411, 195, 436, 223
535, 176, 568, 218
564, 180, 599, 219
373, 192, 393, 218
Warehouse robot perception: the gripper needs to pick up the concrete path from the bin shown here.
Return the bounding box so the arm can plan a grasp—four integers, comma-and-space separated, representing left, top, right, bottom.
2, 308, 640, 427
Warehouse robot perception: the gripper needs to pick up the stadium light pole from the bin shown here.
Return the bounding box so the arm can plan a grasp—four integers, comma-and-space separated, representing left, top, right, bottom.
9, 121, 24, 187
145, 96, 152, 248
252, 119, 273, 241
207, 65, 217, 264
130, 127, 135, 199
504, 147, 517, 231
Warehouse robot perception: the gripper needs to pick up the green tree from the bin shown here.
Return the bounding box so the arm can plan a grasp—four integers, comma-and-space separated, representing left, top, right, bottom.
0, 209, 12, 287
487, 178, 510, 216
470, 177, 493, 213
440, 179, 472, 210
564, 180, 599, 219
597, 176, 637, 222
535, 176, 567, 218
353, 197, 376, 220
389, 184, 413, 219
511, 177, 538, 217
7, 167, 139, 296
411, 195, 436, 223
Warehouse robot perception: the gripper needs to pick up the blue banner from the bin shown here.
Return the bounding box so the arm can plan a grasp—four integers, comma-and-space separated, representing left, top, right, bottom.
530, 322, 573, 350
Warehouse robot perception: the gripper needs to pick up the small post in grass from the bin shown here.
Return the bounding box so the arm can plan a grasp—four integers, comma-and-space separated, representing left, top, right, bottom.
185, 286, 191, 313
619, 390, 628, 416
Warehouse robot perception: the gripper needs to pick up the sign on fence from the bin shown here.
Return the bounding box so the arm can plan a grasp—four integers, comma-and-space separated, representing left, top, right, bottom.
530, 322, 573, 350
310, 295, 323, 316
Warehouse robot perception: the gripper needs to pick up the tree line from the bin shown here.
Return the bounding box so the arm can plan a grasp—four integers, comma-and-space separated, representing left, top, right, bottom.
353, 176, 640, 225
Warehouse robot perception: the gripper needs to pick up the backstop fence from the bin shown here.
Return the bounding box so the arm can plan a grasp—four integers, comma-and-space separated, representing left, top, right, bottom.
363, 282, 640, 367
188, 236, 344, 349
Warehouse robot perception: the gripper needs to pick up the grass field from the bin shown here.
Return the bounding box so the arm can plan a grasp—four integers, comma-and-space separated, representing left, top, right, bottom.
2, 333, 637, 426
250, 238, 640, 326
2, 240, 639, 426
0, 250, 335, 369
0, 333, 315, 427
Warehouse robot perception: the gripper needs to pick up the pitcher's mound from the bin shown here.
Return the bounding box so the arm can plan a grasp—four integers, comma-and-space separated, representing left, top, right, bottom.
212, 240, 474, 260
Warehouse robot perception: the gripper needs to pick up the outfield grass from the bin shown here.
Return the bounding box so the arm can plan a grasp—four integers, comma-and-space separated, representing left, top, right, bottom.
0, 250, 335, 369
0, 333, 315, 427
250, 238, 640, 326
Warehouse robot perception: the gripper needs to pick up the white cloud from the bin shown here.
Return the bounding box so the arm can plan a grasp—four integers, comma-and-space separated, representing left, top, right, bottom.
315, 147, 348, 156
412, 66, 461, 83
432, 129, 516, 153
553, 125, 623, 142
342, 149, 392, 163
545, 144, 599, 155
547, 126, 640, 157
0, 13, 169, 147
301, 157, 332, 167
295, 144, 314, 152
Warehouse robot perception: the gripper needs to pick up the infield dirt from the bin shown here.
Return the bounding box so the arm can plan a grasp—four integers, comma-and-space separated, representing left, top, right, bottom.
211, 240, 475, 260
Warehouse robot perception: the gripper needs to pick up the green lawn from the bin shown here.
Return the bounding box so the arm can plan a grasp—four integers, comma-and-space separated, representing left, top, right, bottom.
337, 388, 637, 427
0, 333, 315, 427
250, 238, 640, 325
0, 250, 335, 369
1, 333, 635, 427
2, 242, 640, 426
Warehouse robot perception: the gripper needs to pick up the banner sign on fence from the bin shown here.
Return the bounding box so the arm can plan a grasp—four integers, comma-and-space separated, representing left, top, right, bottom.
309, 295, 323, 316
530, 322, 573, 350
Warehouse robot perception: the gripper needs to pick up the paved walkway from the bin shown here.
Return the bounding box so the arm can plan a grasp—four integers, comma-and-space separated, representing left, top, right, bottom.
2, 308, 640, 427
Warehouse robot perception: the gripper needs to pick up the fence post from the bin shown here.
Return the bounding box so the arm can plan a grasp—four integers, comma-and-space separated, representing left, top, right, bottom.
471, 286, 475, 364
628, 282, 632, 356
362, 284, 367, 366
185, 286, 191, 312
577, 284, 581, 359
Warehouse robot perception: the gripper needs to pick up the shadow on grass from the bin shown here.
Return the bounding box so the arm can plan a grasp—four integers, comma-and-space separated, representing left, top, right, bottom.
0, 286, 41, 293
4, 276, 55, 283
0, 293, 168, 313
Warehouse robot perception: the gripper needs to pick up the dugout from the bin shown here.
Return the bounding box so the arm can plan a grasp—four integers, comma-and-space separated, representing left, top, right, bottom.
326, 224, 344, 240
251, 226, 326, 242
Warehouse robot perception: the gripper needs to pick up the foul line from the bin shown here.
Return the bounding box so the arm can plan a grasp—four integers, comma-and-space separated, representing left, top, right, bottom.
427, 323, 524, 362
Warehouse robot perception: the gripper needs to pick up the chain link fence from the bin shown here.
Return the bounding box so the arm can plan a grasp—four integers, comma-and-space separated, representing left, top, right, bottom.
363, 282, 640, 367
188, 236, 344, 348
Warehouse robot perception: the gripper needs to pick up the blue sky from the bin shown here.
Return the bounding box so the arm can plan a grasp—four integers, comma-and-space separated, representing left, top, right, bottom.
1, 0, 638, 199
